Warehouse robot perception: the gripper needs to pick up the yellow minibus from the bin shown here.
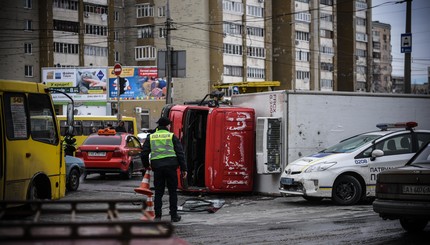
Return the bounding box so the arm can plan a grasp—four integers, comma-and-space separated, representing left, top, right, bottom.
56, 115, 138, 148
0, 80, 73, 202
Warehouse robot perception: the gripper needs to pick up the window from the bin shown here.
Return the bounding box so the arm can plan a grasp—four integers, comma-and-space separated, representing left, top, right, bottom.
224, 22, 243, 35
115, 11, 119, 21
84, 45, 108, 57
320, 29, 333, 38
320, 46, 333, 55
85, 24, 108, 36
247, 46, 265, 58
54, 42, 79, 54
115, 52, 120, 62
356, 33, 368, 42
296, 31, 310, 41
24, 0, 32, 9
320, 12, 333, 22
29, 94, 58, 144
223, 0, 244, 14
137, 4, 154, 18
356, 49, 367, 57
224, 65, 243, 77
247, 26, 264, 37
54, 0, 79, 10
321, 62, 334, 71
356, 65, 367, 74
158, 6, 166, 17
320, 0, 333, 5
25, 20, 32, 31
247, 67, 265, 79
24, 43, 32, 54
54, 20, 79, 33
247, 5, 263, 17
159, 28, 167, 38
25, 65, 33, 77
223, 43, 243, 55
321, 79, 333, 88
83, 3, 108, 14
296, 50, 310, 61
356, 17, 366, 26
296, 70, 310, 80
135, 46, 157, 61
295, 12, 311, 23
114, 31, 119, 41
137, 26, 154, 38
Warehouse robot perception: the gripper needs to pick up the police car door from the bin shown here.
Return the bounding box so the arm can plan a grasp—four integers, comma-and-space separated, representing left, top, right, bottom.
367, 133, 414, 186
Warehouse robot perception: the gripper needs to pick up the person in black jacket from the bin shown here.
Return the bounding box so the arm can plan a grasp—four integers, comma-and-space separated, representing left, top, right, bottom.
141, 117, 187, 222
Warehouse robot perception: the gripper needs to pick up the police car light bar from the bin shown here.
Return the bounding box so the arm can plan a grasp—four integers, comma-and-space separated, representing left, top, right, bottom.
376, 122, 418, 131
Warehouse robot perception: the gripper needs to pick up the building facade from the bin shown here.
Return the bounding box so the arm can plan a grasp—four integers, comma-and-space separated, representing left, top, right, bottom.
372, 21, 392, 92
2, 0, 388, 118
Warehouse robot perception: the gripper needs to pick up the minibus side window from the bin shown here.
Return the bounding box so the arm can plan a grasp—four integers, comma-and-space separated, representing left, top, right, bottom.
28, 93, 58, 145
4, 93, 29, 140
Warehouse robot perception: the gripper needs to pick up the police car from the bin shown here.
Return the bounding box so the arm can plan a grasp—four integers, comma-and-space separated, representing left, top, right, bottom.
279, 122, 430, 205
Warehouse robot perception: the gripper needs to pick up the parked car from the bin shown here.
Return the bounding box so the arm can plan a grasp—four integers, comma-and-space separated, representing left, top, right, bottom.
279, 122, 430, 205
373, 141, 430, 232
65, 155, 85, 191
75, 129, 144, 179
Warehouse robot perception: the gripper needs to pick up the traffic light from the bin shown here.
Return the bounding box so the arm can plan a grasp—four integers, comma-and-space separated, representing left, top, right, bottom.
119, 77, 126, 95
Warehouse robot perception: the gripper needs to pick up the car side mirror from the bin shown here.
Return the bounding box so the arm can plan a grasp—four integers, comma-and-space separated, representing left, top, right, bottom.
370, 149, 384, 161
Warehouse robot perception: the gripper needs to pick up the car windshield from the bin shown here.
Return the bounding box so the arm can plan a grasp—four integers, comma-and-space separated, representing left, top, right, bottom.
320, 134, 381, 153
409, 143, 430, 166
83, 136, 122, 145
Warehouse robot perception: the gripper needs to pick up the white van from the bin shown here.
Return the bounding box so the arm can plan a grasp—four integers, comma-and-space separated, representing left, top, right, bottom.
279, 122, 430, 205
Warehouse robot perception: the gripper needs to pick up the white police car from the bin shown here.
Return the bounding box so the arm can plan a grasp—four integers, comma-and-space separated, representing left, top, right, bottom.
279, 122, 430, 205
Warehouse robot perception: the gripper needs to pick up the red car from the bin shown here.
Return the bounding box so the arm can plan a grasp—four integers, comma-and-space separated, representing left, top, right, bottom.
75, 129, 144, 179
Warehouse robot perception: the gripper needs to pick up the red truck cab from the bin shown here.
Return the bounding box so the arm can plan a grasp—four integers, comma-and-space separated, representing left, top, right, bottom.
164, 98, 255, 193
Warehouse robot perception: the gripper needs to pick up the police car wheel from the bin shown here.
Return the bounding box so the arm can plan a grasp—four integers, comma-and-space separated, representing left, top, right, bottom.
332, 175, 362, 206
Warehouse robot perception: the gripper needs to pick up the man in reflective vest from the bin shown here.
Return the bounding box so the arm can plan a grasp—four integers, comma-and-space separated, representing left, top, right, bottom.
141, 116, 187, 222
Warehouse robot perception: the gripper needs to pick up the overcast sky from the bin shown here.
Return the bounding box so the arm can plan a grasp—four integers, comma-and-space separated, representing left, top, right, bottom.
372, 0, 430, 84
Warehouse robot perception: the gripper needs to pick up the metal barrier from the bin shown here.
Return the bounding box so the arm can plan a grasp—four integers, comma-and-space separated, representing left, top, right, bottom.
0, 199, 177, 244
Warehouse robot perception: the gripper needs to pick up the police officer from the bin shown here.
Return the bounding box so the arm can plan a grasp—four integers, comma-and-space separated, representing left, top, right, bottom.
141, 117, 187, 222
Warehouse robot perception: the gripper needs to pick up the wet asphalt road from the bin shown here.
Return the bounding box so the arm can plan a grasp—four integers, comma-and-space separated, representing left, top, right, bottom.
62, 173, 429, 245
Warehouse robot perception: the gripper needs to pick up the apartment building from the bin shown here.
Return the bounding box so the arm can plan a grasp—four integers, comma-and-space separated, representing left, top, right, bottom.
337, 0, 373, 92
0, 0, 377, 100
372, 21, 392, 92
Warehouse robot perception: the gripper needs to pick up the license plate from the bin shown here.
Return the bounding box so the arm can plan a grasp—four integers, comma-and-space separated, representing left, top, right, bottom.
281, 177, 294, 185
88, 152, 106, 157
402, 185, 430, 195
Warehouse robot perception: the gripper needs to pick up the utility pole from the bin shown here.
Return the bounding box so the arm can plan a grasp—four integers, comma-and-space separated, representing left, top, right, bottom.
165, 0, 173, 104
404, 0, 412, 93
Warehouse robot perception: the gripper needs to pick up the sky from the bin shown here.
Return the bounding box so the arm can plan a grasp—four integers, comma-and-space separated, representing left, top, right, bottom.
372, 0, 430, 84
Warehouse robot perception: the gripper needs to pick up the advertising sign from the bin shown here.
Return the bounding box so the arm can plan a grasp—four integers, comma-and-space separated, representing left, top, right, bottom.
42, 68, 108, 101
108, 66, 166, 100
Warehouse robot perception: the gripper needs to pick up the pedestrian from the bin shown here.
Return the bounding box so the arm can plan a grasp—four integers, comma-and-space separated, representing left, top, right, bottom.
141, 116, 187, 222
115, 121, 127, 132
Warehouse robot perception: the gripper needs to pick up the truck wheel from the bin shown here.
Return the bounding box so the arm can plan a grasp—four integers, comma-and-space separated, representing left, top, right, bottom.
303, 196, 323, 203
400, 218, 428, 232
332, 175, 362, 205
66, 168, 80, 191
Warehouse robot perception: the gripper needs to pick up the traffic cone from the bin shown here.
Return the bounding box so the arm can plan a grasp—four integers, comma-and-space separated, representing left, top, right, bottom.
134, 171, 153, 196
140, 195, 155, 221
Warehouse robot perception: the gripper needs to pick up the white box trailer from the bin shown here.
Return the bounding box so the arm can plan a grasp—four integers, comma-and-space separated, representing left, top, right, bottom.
231, 90, 430, 195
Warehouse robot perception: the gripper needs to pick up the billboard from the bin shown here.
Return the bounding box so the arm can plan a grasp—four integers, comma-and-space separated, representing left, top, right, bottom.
108, 66, 166, 100
42, 67, 108, 101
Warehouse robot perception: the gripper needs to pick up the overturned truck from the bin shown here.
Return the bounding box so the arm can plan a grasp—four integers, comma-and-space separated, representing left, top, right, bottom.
162, 92, 255, 193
